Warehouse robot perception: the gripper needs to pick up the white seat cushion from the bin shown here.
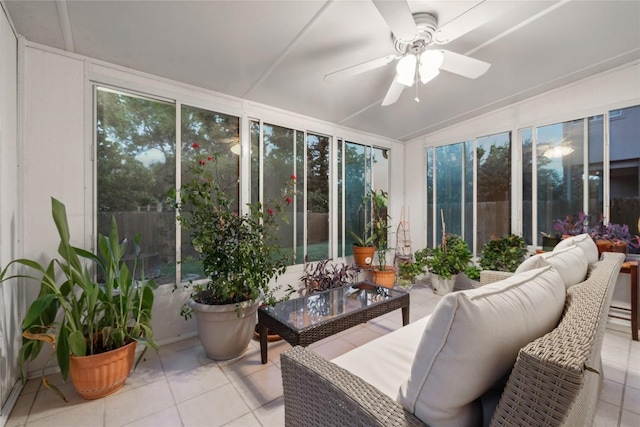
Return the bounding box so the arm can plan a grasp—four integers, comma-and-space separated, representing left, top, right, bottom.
332, 315, 431, 400
397, 265, 565, 427
554, 233, 599, 264
515, 244, 588, 288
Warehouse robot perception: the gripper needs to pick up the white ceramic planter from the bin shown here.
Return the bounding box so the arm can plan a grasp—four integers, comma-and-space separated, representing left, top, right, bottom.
188, 298, 261, 360
431, 274, 457, 296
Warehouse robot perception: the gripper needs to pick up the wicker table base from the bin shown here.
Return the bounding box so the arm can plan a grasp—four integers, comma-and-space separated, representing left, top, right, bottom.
258, 283, 410, 364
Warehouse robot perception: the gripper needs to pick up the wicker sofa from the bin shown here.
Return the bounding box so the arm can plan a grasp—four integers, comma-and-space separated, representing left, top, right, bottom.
281, 246, 624, 427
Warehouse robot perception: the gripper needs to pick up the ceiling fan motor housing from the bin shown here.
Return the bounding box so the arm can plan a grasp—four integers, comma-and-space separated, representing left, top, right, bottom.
393, 12, 438, 55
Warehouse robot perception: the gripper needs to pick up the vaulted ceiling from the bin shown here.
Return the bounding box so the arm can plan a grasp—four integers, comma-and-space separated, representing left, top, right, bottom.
5, 0, 640, 141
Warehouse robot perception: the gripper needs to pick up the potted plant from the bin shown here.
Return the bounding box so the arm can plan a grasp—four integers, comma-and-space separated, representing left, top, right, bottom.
479, 234, 528, 273
299, 258, 361, 295
424, 233, 473, 295
0, 198, 157, 400
369, 190, 396, 288
349, 193, 376, 268
173, 145, 295, 360
590, 220, 639, 256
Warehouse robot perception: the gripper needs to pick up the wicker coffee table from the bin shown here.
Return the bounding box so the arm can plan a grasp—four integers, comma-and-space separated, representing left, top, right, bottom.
258, 283, 410, 364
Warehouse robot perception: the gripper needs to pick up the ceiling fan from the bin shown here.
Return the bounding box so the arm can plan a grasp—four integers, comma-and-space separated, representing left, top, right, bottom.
324, 0, 494, 106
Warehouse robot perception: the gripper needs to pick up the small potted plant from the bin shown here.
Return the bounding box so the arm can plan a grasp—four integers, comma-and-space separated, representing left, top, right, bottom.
369, 190, 396, 288
172, 145, 295, 360
299, 257, 361, 295
349, 193, 376, 268
0, 198, 157, 400
479, 234, 528, 273
424, 233, 473, 295
590, 220, 639, 256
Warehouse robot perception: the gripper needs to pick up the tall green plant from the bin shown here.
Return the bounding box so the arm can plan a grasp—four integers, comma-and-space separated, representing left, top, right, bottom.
371, 189, 391, 270
479, 234, 527, 272
425, 234, 473, 280
0, 198, 157, 397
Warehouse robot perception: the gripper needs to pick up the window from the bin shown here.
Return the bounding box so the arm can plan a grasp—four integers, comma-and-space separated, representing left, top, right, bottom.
426, 132, 511, 255
96, 87, 176, 285
338, 141, 389, 257
609, 105, 640, 253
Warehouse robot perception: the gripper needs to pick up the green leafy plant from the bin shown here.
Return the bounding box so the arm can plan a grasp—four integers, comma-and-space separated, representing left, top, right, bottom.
397, 248, 428, 283
0, 198, 157, 399
478, 234, 528, 273
424, 234, 473, 280
348, 192, 376, 247
172, 145, 295, 318
371, 189, 391, 270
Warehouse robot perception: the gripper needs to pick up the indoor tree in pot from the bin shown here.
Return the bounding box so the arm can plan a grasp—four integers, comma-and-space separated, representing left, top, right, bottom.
348, 192, 376, 268
173, 145, 295, 360
369, 190, 396, 288
0, 198, 157, 400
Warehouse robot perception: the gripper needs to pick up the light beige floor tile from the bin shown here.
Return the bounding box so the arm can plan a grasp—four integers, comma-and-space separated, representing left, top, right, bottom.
264, 339, 292, 367
178, 383, 250, 427
365, 316, 402, 336
167, 363, 229, 403
625, 366, 640, 389
602, 345, 630, 366
157, 336, 201, 356
26, 381, 87, 422
620, 409, 640, 427
221, 412, 261, 427
602, 359, 628, 384
5, 388, 37, 427
121, 356, 165, 392
309, 337, 356, 361
600, 379, 624, 406
25, 398, 104, 427
160, 344, 213, 376
307, 334, 338, 350
629, 339, 640, 355
341, 326, 383, 347
219, 346, 272, 382
21, 378, 42, 395
593, 400, 620, 427
231, 365, 283, 410
104, 379, 174, 427
623, 385, 640, 415
252, 396, 284, 427
604, 331, 632, 351
123, 406, 182, 427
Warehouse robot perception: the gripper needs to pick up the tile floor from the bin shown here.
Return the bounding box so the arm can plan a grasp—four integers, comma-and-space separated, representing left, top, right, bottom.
6, 283, 640, 427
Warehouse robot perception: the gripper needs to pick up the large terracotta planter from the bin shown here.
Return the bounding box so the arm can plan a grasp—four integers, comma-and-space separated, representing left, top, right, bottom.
596, 239, 628, 258
370, 266, 397, 288
352, 245, 376, 267
69, 340, 137, 400
188, 298, 260, 360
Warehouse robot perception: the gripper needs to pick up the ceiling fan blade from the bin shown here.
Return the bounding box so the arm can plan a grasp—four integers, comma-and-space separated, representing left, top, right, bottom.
324, 54, 398, 82
372, 0, 417, 41
440, 50, 491, 79
381, 78, 405, 107
434, 0, 500, 44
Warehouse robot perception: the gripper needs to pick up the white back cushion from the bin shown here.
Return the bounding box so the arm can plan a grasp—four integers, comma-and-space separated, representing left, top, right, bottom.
515, 244, 588, 289
397, 266, 565, 427
554, 233, 599, 264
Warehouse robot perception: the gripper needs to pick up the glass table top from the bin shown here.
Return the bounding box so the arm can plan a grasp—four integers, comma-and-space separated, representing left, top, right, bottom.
260, 283, 406, 331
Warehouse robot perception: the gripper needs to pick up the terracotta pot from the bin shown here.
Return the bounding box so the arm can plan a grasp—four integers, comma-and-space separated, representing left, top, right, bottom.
597, 239, 628, 258
352, 245, 376, 267
370, 266, 397, 288
69, 340, 136, 400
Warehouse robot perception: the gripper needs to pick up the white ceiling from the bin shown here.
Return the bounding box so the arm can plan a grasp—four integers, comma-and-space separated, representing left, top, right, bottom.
4, 0, 640, 141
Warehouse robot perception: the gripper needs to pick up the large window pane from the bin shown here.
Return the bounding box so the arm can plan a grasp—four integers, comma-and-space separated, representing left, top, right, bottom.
476, 132, 511, 250
521, 128, 533, 245
306, 133, 330, 261
426, 148, 434, 246
343, 142, 368, 256
435, 143, 466, 244
96, 87, 176, 285
609, 106, 640, 253
536, 119, 584, 237
180, 105, 239, 281
588, 115, 604, 220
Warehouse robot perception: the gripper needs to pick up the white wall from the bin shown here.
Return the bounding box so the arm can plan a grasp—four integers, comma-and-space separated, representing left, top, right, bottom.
17, 42, 402, 376
0, 3, 20, 425
404, 61, 640, 251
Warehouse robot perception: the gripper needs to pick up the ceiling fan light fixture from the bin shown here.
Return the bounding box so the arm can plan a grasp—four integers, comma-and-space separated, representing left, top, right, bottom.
396, 54, 417, 86
419, 66, 440, 84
